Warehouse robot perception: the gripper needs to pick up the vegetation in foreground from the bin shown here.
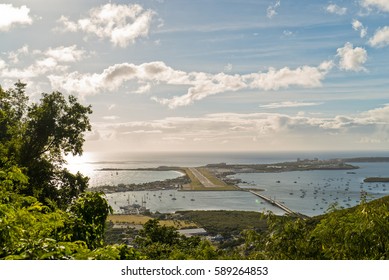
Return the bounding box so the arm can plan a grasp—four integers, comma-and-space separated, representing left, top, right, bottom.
1, 83, 389, 260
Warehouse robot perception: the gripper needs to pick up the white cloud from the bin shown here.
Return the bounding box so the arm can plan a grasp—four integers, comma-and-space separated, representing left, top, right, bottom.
91, 104, 389, 151
0, 59, 6, 70
245, 60, 334, 91
48, 61, 188, 96
157, 61, 333, 108
259, 101, 322, 109
107, 104, 116, 110
369, 26, 389, 47
336, 42, 367, 71
103, 115, 120, 120
326, 4, 347, 15
267, 0, 281, 19
8, 45, 29, 64
49, 60, 334, 108
224, 63, 233, 72
352, 19, 368, 38
162, 137, 185, 141
360, 0, 389, 12
133, 83, 151, 94
129, 130, 162, 134
156, 72, 248, 108
0, 45, 89, 87
85, 130, 101, 141
362, 105, 389, 123
0, 4, 33, 31
45, 45, 87, 62
49, 71, 103, 95
58, 16, 78, 32
58, 3, 156, 47
1, 60, 57, 80
283, 30, 294, 37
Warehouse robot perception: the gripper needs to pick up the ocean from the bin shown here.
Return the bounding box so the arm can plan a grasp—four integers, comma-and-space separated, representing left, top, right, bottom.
67, 151, 389, 216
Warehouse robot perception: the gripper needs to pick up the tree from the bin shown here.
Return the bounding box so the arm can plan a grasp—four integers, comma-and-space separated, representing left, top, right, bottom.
0, 82, 29, 169
135, 219, 220, 260
242, 197, 389, 260
0, 82, 147, 259
0, 178, 141, 259
66, 192, 112, 249
20, 92, 91, 165
310, 200, 389, 259
0, 82, 92, 208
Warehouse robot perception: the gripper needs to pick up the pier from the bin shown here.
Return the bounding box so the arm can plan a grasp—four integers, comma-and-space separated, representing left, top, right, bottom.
248, 190, 305, 218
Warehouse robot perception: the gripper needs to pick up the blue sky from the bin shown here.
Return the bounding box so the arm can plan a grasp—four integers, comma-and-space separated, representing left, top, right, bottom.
1, 0, 389, 155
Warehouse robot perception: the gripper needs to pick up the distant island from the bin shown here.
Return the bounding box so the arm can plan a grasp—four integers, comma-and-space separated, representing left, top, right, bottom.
340, 157, 389, 162
206, 157, 358, 173
364, 177, 389, 183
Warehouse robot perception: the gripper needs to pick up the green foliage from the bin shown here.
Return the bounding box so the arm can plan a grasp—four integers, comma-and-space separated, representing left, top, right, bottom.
137, 219, 180, 246
19, 91, 92, 208
243, 197, 389, 260
0, 82, 129, 260
20, 92, 91, 164
177, 210, 268, 237
1, 82, 92, 208
0, 176, 134, 259
67, 192, 112, 249
0, 81, 28, 146
135, 219, 220, 259
310, 200, 389, 259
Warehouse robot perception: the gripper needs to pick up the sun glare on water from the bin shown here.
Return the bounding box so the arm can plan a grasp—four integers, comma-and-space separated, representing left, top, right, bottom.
64, 152, 96, 175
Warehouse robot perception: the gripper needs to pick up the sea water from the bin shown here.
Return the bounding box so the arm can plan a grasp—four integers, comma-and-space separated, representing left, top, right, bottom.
67, 151, 389, 216
233, 162, 389, 216
106, 189, 284, 215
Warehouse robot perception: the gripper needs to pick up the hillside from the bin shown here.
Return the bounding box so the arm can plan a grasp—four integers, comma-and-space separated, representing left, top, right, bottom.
242, 194, 389, 259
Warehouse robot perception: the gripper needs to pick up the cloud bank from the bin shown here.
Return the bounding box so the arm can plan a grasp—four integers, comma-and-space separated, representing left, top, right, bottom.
49, 60, 334, 108
1, 40, 370, 110
89, 104, 389, 151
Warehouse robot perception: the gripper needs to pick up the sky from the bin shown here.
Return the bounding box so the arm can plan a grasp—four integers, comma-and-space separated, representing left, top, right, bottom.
1, 0, 389, 155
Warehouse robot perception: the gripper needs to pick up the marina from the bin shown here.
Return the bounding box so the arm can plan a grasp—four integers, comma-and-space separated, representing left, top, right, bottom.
98, 160, 389, 217
67, 152, 389, 217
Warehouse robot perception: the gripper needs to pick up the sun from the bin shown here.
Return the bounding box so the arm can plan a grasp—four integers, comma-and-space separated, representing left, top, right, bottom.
64, 152, 96, 175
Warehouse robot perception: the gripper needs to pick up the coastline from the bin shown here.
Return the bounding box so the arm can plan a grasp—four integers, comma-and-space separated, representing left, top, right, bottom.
91, 157, 362, 193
